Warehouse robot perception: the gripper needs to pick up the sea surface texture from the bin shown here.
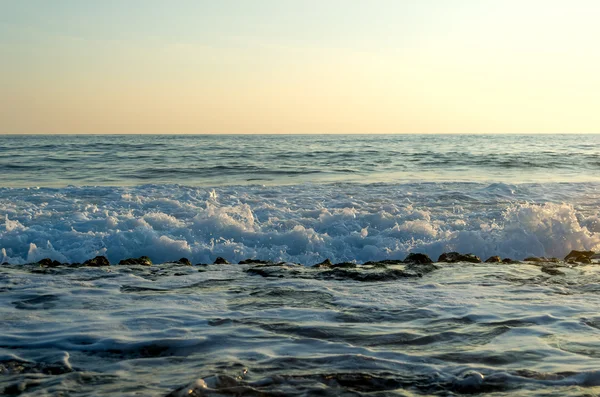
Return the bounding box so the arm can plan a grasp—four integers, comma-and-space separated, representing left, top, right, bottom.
1, 134, 600, 396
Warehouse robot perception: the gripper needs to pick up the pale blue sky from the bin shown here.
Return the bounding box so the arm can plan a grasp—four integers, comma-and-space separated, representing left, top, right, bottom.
1, 1, 599, 133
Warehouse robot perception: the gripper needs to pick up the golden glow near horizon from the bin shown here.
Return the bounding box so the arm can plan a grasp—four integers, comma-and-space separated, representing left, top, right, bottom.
1, 0, 600, 134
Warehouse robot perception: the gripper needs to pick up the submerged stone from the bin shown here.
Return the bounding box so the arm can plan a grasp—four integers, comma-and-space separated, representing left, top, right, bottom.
438, 252, 481, 263
83, 256, 110, 267
0, 358, 72, 376
541, 266, 565, 276
362, 259, 403, 267
318, 268, 420, 282
213, 257, 229, 265
238, 258, 270, 265
119, 256, 152, 266
403, 253, 433, 264
246, 268, 283, 278
331, 262, 357, 269
404, 261, 439, 274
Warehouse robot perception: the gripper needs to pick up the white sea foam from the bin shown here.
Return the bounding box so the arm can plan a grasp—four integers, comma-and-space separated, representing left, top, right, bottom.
1, 183, 600, 265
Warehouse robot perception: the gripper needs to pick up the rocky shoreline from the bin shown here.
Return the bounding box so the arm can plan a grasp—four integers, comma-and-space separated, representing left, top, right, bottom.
2, 249, 598, 269
2, 250, 598, 283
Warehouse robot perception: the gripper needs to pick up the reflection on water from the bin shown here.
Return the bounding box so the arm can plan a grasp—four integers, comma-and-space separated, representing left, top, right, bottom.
2, 261, 600, 396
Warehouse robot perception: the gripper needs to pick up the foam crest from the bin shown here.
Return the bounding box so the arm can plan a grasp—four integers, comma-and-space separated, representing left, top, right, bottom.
1, 183, 600, 265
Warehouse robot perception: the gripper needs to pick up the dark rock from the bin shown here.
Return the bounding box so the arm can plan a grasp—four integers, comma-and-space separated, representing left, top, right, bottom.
37, 258, 63, 268
502, 258, 519, 264
331, 262, 357, 269
564, 250, 595, 263
213, 257, 229, 265
438, 252, 481, 263
83, 256, 110, 267
119, 256, 152, 266
0, 358, 72, 376
403, 253, 433, 264
313, 259, 333, 268
246, 268, 273, 277
568, 257, 591, 264
524, 256, 560, 263
485, 256, 501, 263
524, 256, 544, 262
318, 268, 420, 282
362, 260, 403, 267
174, 258, 192, 266
404, 262, 439, 274
238, 258, 270, 265
541, 266, 565, 276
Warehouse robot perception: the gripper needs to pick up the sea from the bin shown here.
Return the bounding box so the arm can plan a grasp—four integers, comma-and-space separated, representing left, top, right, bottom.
1, 134, 600, 396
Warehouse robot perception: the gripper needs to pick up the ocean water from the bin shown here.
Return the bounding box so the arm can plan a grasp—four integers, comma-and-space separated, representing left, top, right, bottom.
2, 134, 600, 396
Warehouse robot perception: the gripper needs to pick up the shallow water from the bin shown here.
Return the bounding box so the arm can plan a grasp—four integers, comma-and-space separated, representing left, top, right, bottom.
2, 260, 600, 396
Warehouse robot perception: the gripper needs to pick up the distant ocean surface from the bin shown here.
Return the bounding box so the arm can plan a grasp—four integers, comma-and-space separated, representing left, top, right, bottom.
2, 134, 600, 187
3, 134, 600, 396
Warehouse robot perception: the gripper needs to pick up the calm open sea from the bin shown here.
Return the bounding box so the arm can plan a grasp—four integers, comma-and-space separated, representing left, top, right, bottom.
1, 134, 600, 187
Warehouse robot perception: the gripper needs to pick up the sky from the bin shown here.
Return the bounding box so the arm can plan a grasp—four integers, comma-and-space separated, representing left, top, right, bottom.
1, 0, 599, 134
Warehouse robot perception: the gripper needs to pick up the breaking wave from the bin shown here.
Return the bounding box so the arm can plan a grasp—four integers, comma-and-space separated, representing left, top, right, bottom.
2, 182, 600, 265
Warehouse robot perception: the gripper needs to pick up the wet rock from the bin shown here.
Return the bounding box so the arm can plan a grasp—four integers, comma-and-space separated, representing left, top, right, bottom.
313, 259, 333, 268
541, 267, 565, 276
404, 261, 439, 275
331, 262, 357, 269
166, 375, 255, 397
524, 256, 544, 262
246, 268, 282, 278
118, 256, 152, 266
0, 358, 72, 376
238, 258, 270, 265
403, 253, 433, 264
1, 261, 9, 266
502, 258, 519, 264
485, 256, 501, 263
318, 268, 420, 282
213, 257, 229, 265
37, 258, 63, 268
83, 256, 110, 267
174, 258, 192, 266
453, 371, 485, 392
438, 252, 481, 263
564, 250, 594, 263
523, 256, 559, 263
362, 259, 403, 267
